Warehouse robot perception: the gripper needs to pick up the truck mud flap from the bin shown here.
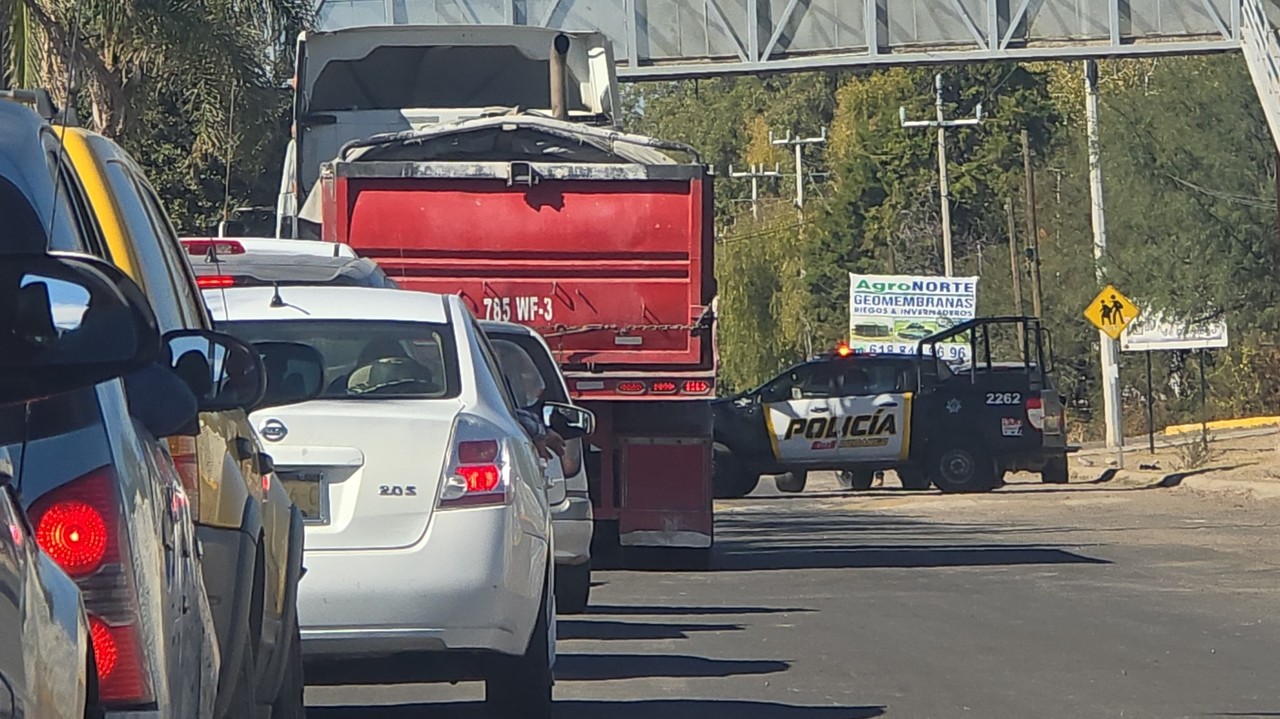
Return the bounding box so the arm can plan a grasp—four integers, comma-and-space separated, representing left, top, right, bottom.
617, 437, 713, 549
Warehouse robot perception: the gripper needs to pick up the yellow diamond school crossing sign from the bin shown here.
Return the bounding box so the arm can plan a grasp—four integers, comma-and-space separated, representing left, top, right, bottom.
1085, 285, 1141, 340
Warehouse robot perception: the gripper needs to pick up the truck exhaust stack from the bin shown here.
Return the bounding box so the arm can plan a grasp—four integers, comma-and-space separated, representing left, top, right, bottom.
550, 33, 570, 121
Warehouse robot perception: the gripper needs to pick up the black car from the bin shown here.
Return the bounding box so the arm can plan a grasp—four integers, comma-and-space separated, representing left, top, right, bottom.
712, 317, 1071, 497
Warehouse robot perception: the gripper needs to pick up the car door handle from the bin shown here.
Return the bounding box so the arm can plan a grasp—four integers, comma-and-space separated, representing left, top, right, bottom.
810, 406, 830, 412
876, 401, 899, 408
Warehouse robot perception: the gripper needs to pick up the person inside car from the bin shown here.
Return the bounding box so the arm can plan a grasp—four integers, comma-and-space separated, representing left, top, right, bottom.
493, 340, 566, 461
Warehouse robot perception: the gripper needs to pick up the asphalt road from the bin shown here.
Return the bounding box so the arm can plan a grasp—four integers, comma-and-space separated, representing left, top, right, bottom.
306, 472, 1280, 718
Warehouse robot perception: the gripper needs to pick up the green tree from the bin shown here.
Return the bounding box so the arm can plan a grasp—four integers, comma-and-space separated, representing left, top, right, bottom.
2, 0, 310, 233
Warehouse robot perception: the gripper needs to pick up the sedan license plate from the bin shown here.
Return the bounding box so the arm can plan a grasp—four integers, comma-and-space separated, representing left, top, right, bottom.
279, 472, 329, 524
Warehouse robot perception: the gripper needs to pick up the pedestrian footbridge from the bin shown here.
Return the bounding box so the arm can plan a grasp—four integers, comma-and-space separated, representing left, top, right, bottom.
314, 0, 1280, 149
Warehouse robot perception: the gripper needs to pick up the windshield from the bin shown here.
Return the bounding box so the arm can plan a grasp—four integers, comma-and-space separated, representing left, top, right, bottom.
223, 320, 460, 400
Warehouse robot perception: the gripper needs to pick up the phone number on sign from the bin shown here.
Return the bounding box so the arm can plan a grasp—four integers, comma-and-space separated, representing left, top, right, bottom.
858, 342, 969, 362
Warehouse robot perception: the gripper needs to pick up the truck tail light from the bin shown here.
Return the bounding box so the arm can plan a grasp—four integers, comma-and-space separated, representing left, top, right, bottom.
167, 437, 200, 517
29, 467, 154, 706
1025, 395, 1046, 431
650, 381, 678, 394
682, 380, 712, 395
617, 381, 646, 395
440, 438, 509, 508
196, 275, 236, 289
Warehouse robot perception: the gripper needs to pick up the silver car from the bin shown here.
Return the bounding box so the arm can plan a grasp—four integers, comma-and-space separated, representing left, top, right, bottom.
482, 321, 595, 614
1, 93, 220, 718
0, 447, 92, 719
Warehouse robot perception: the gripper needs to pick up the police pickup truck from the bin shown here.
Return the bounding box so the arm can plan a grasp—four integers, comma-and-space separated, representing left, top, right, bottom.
712, 317, 1069, 497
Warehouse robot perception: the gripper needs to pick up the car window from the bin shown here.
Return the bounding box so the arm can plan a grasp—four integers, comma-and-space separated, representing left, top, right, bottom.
0, 387, 114, 504
832, 362, 908, 397
469, 318, 522, 418
488, 334, 569, 404
223, 320, 460, 400
101, 160, 188, 332
0, 176, 48, 253
40, 130, 96, 253
134, 174, 207, 329
760, 364, 830, 402
490, 339, 548, 410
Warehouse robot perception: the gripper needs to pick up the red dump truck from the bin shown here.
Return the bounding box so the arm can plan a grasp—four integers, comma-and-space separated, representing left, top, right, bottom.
280, 26, 718, 563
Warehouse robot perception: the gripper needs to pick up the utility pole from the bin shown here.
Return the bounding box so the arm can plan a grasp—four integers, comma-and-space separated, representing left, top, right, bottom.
728, 163, 782, 221
1021, 129, 1044, 318
900, 73, 984, 277
1005, 199, 1024, 316
1085, 59, 1124, 464
770, 128, 827, 210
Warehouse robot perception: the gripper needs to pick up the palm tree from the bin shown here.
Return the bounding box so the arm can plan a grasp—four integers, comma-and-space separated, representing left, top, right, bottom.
1, 0, 312, 146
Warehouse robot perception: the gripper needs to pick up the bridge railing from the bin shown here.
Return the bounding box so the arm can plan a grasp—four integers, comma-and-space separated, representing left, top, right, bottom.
1241, 0, 1280, 150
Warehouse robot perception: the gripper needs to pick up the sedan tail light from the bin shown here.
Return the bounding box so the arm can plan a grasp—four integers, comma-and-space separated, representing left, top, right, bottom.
561, 436, 584, 478
166, 437, 200, 517
439, 438, 509, 508
29, 467, 153, 706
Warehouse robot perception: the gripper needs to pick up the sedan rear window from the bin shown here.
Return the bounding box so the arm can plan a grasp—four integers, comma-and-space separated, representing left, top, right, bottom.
224, 320, 461, 400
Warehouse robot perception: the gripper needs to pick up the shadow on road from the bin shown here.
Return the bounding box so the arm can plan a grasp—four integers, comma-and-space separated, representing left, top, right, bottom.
555, 652, 789, 681
704, 511, 1109, 572
557, 619, 743, 641
713, 543, 1109, 571
309, 699, 886, 718
587, 603, 813, 616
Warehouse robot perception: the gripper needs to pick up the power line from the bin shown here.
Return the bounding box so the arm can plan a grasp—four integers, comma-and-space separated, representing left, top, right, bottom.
900, 73, 985, 277
728, 163, 782, 221
770, 128, 827, 209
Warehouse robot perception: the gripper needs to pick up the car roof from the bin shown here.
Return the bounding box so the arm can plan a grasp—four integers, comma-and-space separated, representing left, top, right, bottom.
808, 352, 918, 364
181, 237, 358, 258
188, 252, 382, 281
204, 285, 448, 323
479, 320, 539, 338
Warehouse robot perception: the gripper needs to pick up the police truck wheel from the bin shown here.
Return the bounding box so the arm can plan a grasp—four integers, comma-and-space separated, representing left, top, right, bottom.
1041, 454, 1070, 484
896, 466, 932, 491
930, 444, 997, 494
774, 471, 807, 493
713, 443, 759, 499
837, 469, 875, 491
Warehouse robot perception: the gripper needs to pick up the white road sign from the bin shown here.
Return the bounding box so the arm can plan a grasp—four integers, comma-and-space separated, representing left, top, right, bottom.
1120, 312, 1228, 352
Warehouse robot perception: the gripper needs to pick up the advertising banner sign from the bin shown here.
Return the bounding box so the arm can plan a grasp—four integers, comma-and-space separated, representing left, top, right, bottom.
848, 274, 978, 363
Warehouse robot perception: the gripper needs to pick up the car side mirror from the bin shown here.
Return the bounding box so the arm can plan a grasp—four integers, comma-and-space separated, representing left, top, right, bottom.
164, 329, 265, 412
0, 252, 160, 405
543, 401, 595, 440
258, 452, 275, 475
252, 341, 324, 411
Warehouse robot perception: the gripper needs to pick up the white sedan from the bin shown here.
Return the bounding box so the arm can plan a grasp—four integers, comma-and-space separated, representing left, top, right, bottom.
204, 285, 564, 716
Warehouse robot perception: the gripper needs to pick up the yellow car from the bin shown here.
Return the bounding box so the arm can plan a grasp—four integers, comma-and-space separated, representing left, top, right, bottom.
60, 126, 310, 719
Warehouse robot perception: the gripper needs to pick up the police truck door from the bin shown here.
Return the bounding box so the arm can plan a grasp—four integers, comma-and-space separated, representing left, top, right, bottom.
829, 361, 911, 463
762, 364, 838, 463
